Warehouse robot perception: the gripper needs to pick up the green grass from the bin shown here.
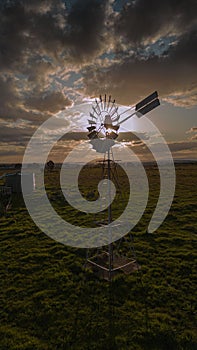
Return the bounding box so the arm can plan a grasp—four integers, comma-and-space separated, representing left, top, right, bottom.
0, 164, 196, 349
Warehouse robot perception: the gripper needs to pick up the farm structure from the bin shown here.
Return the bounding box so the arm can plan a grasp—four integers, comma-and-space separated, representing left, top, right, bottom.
2, 172, 35, 194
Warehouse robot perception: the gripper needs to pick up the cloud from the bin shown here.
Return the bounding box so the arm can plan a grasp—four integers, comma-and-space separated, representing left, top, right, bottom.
163, 90, 197, 108
114, 0, 197, 45
131, 140, 144, 147
0, 0, 110, 135
25, 91, 72, 113
168, 141, 197, 153
124, 139, 197, 161
1, 0, 197, 115
81, 2, 197, 107
169, 141, 197, 160
117, 131, 148, 142
0, 0, 109, 72
186, 126, 197, 141
82, 28, 197, 106
0, 70, 73, 128
0, 127, 30, 143
0, 0, 197, 163
0, 76, 20, 116
187, 127, 197, 133
0, 1, 66, 70
64, 0, 109, 63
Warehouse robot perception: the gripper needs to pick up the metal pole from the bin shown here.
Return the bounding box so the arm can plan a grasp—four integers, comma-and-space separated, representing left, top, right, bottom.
107, 148, 113, 282
107, 148, 115, 349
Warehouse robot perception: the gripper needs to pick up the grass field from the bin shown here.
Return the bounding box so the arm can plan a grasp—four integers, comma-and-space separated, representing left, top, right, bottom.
0, 163, 196, 349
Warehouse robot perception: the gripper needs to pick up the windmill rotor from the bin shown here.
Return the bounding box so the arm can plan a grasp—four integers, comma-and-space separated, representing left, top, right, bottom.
87, 91, 160, 144
87, 95, 120, 152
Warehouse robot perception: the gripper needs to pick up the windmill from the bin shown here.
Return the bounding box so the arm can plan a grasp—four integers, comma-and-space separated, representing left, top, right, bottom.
86, 92, 160, 281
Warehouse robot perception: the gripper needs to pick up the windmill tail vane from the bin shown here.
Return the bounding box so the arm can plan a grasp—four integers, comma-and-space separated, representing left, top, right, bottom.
118, 91, 160, 125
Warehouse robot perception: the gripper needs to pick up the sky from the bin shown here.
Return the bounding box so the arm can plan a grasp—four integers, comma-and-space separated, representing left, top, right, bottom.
0, 0, 197, 163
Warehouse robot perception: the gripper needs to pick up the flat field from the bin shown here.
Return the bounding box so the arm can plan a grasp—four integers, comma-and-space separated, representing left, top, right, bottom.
0, 163, 196, 350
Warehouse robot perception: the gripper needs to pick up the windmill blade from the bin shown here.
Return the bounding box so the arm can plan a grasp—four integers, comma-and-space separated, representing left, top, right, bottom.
88, 130, 98, 139
87, 126, 96, 132
110, 106, 119, 118
103, 94, 107, 110
95, 100, 102, 115
92, 106, 100, 116
107, 95, 111, 110
88, 119, 96, 125
108, 99, 115, 113
136, 91, 158, 111
136, 98, 160, 117
99, 95, 103, 110
90, 112, 97, 120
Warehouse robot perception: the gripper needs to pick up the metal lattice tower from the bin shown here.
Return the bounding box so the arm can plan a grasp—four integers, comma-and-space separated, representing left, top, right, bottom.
85, 92, 161, 281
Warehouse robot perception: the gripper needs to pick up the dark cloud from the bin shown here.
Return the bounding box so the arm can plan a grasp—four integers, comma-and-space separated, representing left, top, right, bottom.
117, 131, 148, 142
0, 0, 197, 163
169, 141, 197, 153
0, 124, 35, 144
0, 144, 25, 157
25, 91, 72, 113
0, 76, 19, 110
1, 0, 195, 110
0, 0, 109, 134
82, 28, 197, 106
125, 140, 197, 158
115, 0, 197, 45
0, 3, 28, 70
81, 1, 197, 106
0, 1, 66, 70
0, 74, 71, 123
0, 0, 108, 72
64, 0, 108, 62
169, 29, 197, 65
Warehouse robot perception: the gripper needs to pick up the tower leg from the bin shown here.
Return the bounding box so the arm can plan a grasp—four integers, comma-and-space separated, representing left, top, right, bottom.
107, 149, 113, 282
